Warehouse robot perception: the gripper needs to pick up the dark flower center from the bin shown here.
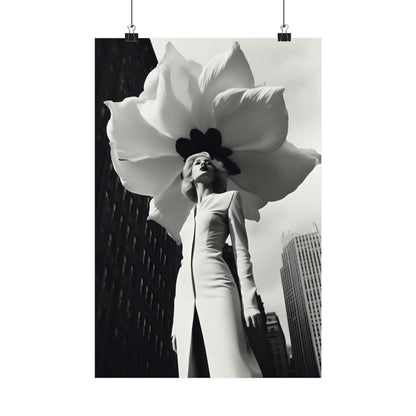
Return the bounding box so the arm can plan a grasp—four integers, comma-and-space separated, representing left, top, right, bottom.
175, 128, 241, 175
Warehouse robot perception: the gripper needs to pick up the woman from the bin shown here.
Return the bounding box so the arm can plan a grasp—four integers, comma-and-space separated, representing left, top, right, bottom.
171, 151, 263, 378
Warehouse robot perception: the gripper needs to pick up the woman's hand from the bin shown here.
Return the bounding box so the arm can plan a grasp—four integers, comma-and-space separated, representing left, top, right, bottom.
244, 307, 262, 328
171, 335, 177, 353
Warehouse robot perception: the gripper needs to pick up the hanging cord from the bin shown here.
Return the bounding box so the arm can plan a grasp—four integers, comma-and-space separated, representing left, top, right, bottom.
125, 0, 138, 42
283, 0, 285, 27
278, 0, 291, 41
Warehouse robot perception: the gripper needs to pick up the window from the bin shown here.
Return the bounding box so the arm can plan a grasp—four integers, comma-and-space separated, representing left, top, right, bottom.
101, 267, 108, 291
121, 255, 127, 274
117, 288, 123, 308
159, 339, 164, 357
126, 298, 131, 318
142, 317, 147, 336
119, 215, 125, 233
147, 323, 152, 342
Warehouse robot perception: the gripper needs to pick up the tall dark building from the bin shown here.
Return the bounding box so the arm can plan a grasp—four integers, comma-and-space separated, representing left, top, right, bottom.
265, 312, 290, 377
222, 244, 275, 377
280, 231, 321, 377
95, 39, 182, 377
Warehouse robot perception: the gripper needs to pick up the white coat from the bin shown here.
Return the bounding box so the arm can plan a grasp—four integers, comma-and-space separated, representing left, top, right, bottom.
171, 190, 262, 378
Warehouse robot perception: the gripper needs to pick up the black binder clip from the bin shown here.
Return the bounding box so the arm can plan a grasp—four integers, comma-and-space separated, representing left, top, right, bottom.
278, 24, 291, 42
125, 24, 138, 42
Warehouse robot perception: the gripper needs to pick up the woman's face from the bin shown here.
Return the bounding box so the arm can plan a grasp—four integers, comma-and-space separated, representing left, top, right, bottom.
191, 155, 215, 185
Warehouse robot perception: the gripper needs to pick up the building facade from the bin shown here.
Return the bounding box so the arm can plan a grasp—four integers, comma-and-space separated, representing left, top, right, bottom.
95, 39, 182, 377
265, 312, 290, 377
280, 231, 321, 377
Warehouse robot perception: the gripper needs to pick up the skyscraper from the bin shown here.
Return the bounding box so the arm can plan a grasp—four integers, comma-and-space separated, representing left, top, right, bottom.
95, 39, 182, 377
265, 312, 290, 377
280, 230, 321, 377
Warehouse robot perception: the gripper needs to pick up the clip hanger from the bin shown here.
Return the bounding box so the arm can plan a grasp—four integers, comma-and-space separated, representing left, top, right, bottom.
125, 24, 138, 42
278, 24, 291, 42
125, 0, 138, 42
277, 0, 291, 42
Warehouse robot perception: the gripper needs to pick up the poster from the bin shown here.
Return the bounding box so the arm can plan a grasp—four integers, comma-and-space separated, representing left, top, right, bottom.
95, 38, 321, 378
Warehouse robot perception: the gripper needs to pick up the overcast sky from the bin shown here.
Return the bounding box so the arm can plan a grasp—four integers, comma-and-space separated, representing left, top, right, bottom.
151, 38, 321, 345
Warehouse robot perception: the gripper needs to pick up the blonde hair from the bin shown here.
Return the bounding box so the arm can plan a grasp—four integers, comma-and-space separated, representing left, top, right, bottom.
181, 152, 228, 203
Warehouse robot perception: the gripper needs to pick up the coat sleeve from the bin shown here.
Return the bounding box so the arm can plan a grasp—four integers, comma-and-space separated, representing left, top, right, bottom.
228, 191, 259, 310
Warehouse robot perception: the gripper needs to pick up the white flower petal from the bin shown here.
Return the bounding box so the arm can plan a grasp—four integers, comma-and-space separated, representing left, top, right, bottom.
193, 42, 255, 131
110, 143, 183, 196
165, 44, 202, 111
140, 66, 159, 101
212, 86, 288, 154
104, 97, 176, 160
231, 141, 321, 201
147, 175, 193, 244
227, 180, 267, 221
138, 70, 193, 139
138, 43, 200, 139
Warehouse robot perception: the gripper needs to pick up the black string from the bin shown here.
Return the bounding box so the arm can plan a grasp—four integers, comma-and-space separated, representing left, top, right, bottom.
125, 0, 138, 40
283, 0, 285, 27
278, 0, 291, 41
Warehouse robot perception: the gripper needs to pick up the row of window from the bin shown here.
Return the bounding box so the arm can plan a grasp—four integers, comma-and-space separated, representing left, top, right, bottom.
136, 310, 169, 359
103, 236, 173, 289
139, 278, 172, 321
100, 264, 171, 323
142, 248, 167, 269
298, 247, 321, 277
305, 289, 321, 307
295, 234, 321, 251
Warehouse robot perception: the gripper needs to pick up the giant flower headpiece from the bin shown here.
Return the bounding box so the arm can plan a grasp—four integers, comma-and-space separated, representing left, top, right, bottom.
105, 42, 320, 244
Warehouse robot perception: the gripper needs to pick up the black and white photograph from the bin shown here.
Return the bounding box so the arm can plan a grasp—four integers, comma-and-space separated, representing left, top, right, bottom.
2, 0, 416, 414
96, 38, 321, 377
